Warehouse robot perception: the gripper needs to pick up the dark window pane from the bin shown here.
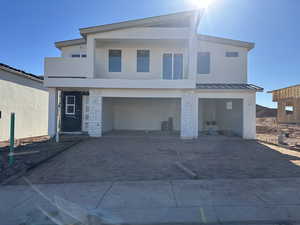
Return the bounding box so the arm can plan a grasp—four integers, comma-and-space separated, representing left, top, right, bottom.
163, 53, 172, 80
137, 50, 150, 72
197, 52, 210, 74
71, 54, 80, 58
109, 50, 121, 72
66, 96, 75, 104
173, 54, 183, 80
67, 106, 75, 114
81, 54, 87, 58
226, 52, 239, 57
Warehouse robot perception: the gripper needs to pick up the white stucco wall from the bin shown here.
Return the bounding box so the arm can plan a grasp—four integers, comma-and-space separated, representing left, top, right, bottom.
95, 42, 187, 80
0, 70, 49, 141
60, 45, 87, 58
196, 40, 248, 83
56, 37, 248, 84
102, 97, 181, 131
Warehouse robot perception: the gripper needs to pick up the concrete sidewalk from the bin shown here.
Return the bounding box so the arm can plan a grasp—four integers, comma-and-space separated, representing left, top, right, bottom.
2, 178, 300, 225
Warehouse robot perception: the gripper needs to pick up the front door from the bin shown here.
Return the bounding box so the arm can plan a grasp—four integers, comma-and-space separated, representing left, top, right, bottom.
61, 91, 82, 132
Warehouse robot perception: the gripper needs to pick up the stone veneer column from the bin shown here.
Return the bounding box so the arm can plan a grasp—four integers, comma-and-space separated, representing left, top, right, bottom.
181, 92, 198, 139
88, 89, 102, 137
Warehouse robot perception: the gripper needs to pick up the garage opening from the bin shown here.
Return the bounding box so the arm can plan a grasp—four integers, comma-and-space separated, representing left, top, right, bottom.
102, 97, 181, 136
198, 98, 243, 137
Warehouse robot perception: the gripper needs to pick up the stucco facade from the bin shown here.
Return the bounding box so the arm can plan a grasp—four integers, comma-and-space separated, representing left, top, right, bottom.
0, 65, 49, 142
44, 10, 262, 140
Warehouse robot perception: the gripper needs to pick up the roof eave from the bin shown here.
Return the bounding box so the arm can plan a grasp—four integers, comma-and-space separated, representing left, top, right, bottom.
198, 34, 255, 50
79, 10, 198, 37
0, 64, 42, 83
55, 38, 86, 49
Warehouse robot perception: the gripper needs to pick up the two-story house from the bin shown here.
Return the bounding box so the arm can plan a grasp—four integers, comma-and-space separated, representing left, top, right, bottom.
44, 10, 263, 140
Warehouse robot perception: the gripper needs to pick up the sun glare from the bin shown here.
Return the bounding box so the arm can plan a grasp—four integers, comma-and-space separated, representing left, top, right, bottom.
190, 0, 215, 9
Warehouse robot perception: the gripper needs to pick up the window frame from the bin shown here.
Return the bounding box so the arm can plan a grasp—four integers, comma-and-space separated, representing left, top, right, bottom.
108, 49, 122, 72
71, 53, 87, 58
162, 52, 184, 80
285, 105, 294, 115
197, 52, 211, 75
136, 49, 150, 73
65, 96, 76, 115
225, 51, 239, 57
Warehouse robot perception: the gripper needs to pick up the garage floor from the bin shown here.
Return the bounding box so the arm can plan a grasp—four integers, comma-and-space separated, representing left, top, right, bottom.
14, 136, 300, 184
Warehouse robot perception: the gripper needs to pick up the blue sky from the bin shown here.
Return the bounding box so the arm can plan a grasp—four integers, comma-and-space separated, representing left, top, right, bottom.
0, 0, 299, 108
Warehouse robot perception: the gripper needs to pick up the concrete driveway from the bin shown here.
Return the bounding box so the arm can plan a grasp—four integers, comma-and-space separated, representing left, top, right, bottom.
14, 136, 300, 184
3, 178, 300, 225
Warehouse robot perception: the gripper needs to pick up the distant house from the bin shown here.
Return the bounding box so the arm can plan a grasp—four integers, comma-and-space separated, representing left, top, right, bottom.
44, 10, 263, 139
0, 63, 48, 142
268, 85, 300, 124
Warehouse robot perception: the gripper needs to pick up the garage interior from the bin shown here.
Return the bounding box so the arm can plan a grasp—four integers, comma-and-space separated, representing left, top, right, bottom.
102, 97, 181, 135
198, 98, 243, 137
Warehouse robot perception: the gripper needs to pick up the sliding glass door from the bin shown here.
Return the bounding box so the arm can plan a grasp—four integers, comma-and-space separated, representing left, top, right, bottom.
162, 53, 183, 80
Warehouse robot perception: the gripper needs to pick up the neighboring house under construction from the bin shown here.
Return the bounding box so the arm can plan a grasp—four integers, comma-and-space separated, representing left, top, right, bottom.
269, 85, 300, 124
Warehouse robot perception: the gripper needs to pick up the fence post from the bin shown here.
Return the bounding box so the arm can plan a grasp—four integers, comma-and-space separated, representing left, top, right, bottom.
9, 113, 15, 166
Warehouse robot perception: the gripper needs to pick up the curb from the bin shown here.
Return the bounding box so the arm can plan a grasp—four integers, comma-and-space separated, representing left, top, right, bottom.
1, 140, 83, 185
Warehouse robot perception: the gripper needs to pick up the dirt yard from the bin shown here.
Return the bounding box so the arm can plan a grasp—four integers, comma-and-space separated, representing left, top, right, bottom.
256, 117, 300, 147
13, 135, 300, 184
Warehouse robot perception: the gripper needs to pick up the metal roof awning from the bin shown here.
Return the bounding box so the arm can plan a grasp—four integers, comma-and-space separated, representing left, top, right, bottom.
196, 83, 263, 92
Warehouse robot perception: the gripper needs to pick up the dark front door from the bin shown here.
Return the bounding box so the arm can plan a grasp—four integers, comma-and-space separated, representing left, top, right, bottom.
61, 91, 82, 132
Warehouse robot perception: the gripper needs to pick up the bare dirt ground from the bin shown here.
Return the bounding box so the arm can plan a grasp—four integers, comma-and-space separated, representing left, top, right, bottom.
13, 136, 300, 184
0, 136, 84, 183
256, 117, 300, 147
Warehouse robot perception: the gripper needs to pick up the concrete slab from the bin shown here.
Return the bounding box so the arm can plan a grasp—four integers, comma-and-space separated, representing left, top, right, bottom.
63, 182, 112, 209
0, 185, 35, 213
214, 205, 294, 223
108, 207, 219, 225
171, 180, 214, 206
100, 181, 176, 209
256, 190, 300, 205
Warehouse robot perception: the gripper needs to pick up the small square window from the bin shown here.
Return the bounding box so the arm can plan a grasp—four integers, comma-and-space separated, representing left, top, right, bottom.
285, 105, 294, 115
226, 101, 233, 110
226, 52, 239, 57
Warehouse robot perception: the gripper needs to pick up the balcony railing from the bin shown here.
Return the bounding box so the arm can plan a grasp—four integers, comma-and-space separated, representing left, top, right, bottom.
45, 57, 88, 78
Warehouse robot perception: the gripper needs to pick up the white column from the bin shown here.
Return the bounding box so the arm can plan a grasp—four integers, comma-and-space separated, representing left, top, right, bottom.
187, 13, 198, 81
87, 37, 95, 78
48, 88, 58, 138
181, 92, 198, 139
88, 89, 102, 137
243, 93, 256, 139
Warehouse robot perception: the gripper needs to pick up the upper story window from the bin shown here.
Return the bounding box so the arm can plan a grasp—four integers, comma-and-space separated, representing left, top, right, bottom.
109, 49, 122, 72
137, 50, 150, 72
197, 52, 210, 74
225, 52, 239, 57
162, 53, 183, 80
71, 53, 87, 58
